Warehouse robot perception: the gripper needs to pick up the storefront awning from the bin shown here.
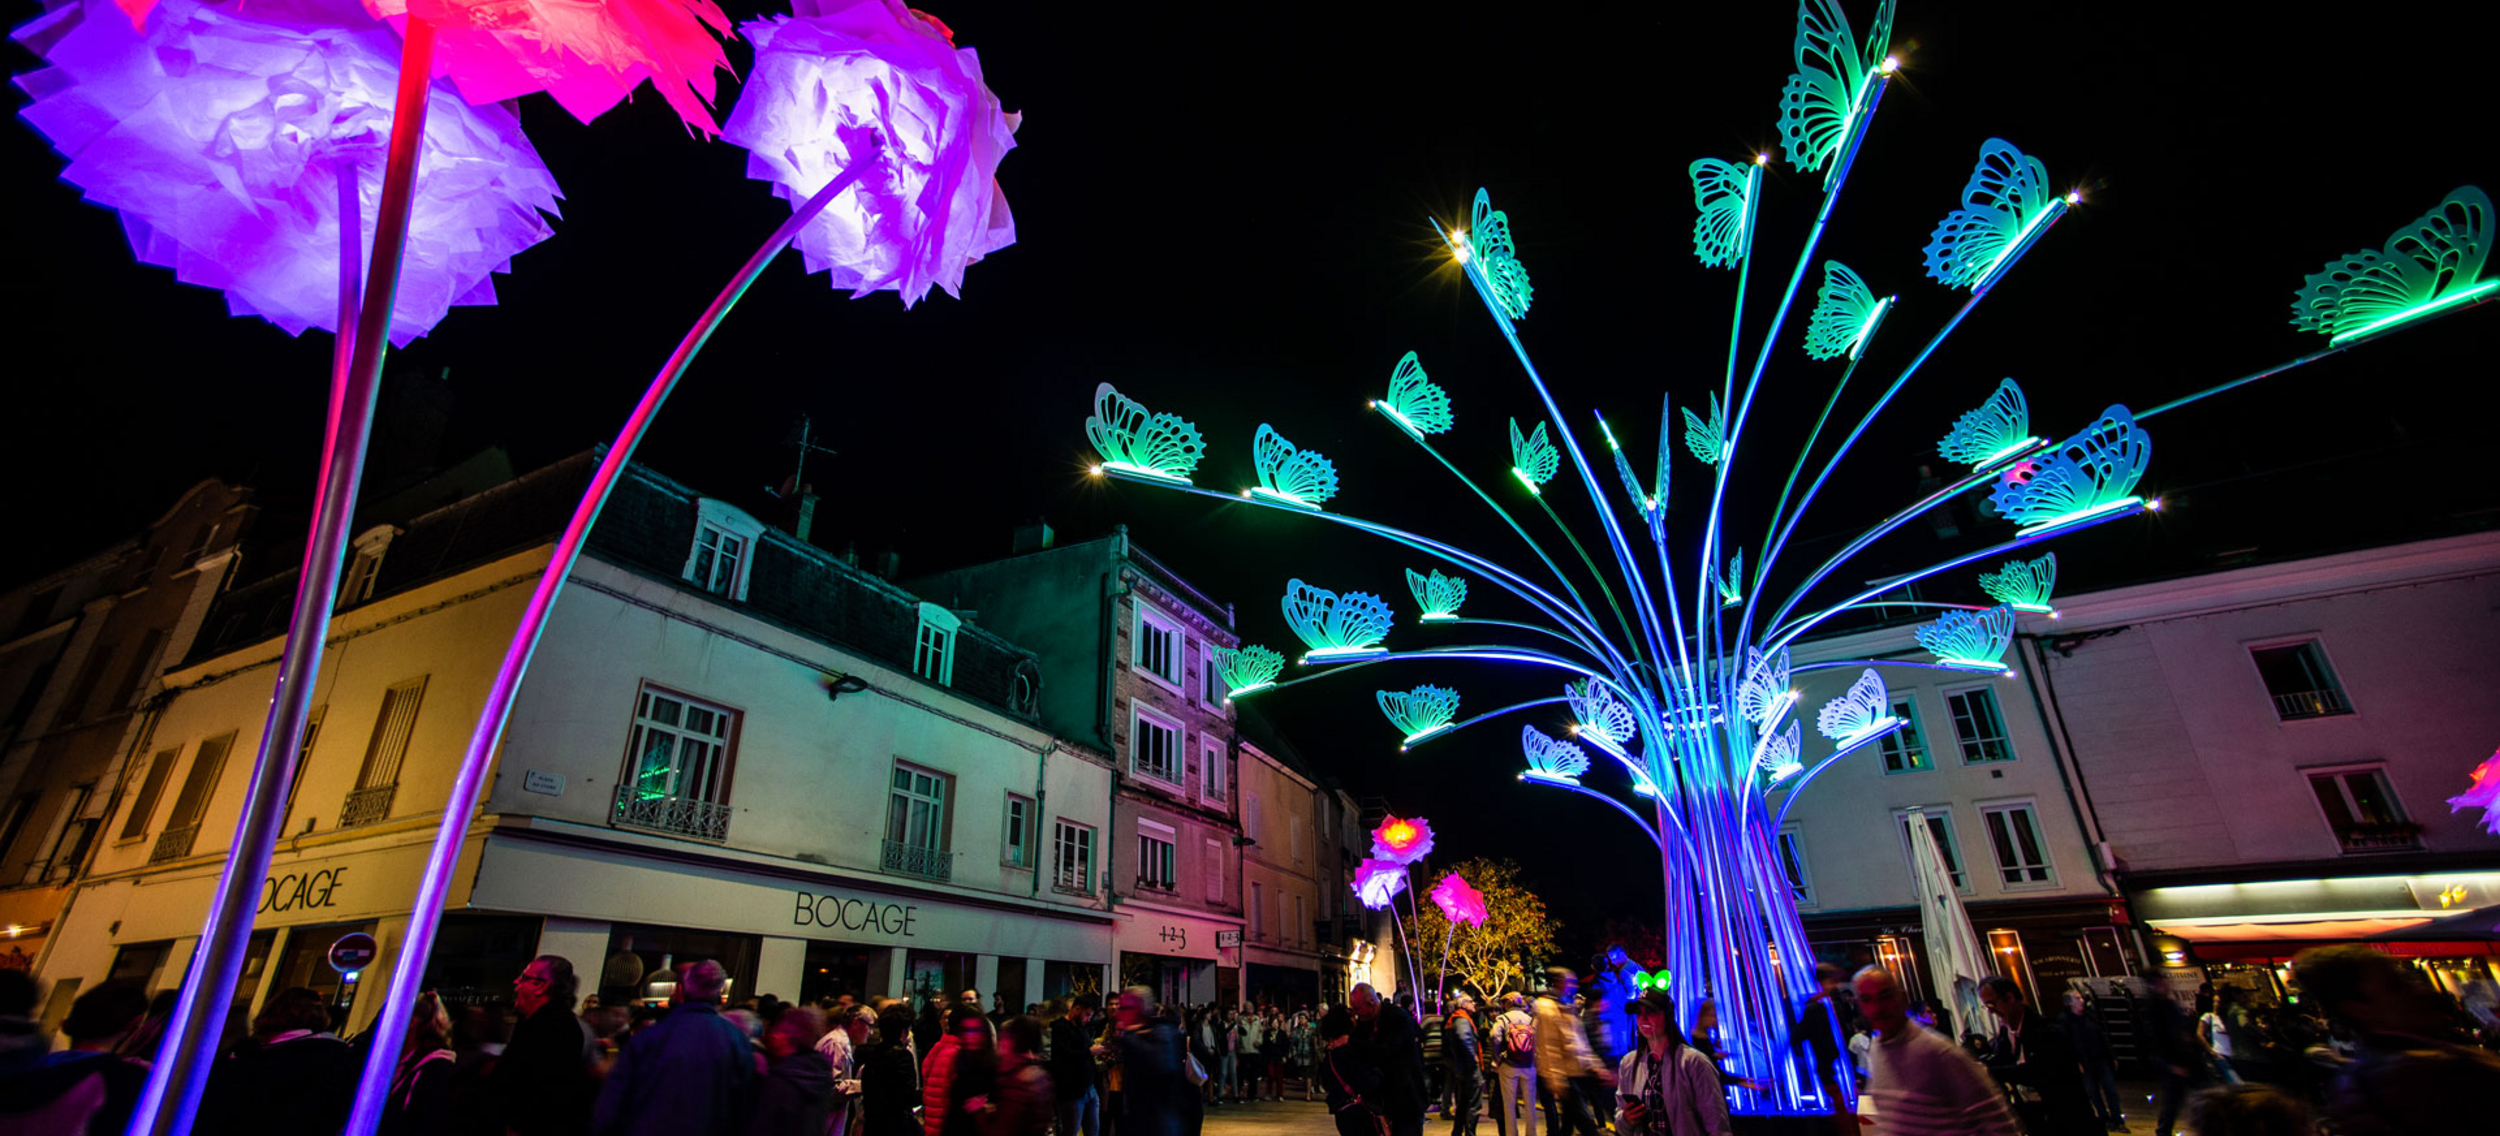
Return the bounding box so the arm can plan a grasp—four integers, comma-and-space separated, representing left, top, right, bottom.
2156, 917, 2430, 942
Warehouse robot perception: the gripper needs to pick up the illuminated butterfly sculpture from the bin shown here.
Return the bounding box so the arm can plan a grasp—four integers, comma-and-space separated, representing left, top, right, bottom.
1213, 645, 1285, 698
1251, 424, 1339, 509
1088, 383, 1205, 483
1076, 0, 2487, 1114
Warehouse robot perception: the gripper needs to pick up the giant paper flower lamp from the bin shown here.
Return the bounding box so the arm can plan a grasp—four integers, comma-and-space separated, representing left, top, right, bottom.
1371, 815, 1436, 864
1352, 858, 1410, 911
14, 0, 562, 346
1428, 873, 1488, 927
722, 0, 1019, 307
2450, 748, 2500, 837
362, 0, 735, 135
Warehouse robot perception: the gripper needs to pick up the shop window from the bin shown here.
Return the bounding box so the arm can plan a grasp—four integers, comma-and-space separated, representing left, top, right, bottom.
108, 941, 171, 987
1879, 695, 1932, 774
1201, 737, 1227, 802
343, 677, 427, 829
1131, 708, 1181, 787
682, 500, 765, 601
884, 762, 954, 881
1946, 686, 2017, 764
1204, 838, 1224, 902
152, 733, 236, 863
914, 603, 960, 686
1053, 820, 1095, 894
602, 922, 761, 1008
614, 686, 738, 843
120, 747, 180, 841
1003, 793, 1034, 868
1982, 801, 2057, 886
1896, 807, 1970, 893
2306, 766, 2419, 853
1134, 608, 1181, 690
1777, 825, 1816, 907
2251, 640, 2352, 720
1136, 821, 1176, 891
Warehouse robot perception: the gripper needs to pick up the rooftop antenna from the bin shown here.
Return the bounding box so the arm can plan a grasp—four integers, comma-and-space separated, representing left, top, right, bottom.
770, 413, 840, 541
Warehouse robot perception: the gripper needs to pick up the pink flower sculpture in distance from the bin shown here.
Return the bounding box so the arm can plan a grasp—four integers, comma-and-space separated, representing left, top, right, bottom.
1370, 814, 1436, 864
362, 0, 734, 135
1428, 873, 1488, 927
14, 0, 562, 346
720, 0, 1017, 307
1352, 858, 1410, 911
2450, 748, 2500, 836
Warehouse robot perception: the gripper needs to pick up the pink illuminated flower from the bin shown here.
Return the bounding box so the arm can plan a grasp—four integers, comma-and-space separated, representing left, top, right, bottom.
1428, 873, 1488, 927
362, 0, 735, 135
1370, 814, 1436, 864
14, 0, 562, 345
2450, 748, 2500, 836
1351, 858, 1409, 911
719, 0, 1017, 307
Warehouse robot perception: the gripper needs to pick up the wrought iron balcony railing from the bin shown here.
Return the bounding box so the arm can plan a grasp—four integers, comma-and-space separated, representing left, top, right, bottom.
2332, 821, 2422, 854
2272, 688, 2352, 720
882, 839, 954, 881
149, 824, 199, 864
611, 785, 733, 843
339, 784, 397, 829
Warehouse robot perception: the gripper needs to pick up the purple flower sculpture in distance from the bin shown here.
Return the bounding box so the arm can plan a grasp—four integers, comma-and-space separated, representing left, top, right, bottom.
722, 0, 1018, 307
1352, 858, 1410, 911
14, 0, 562, 345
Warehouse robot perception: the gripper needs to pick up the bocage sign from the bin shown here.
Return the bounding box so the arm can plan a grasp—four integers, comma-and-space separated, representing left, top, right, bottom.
258, 867, 348, 915
792, 890, 920, 938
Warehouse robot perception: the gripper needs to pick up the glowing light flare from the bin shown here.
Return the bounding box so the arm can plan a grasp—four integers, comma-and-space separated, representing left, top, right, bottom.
1245, 486, 1320, 510
1512, 467, 1544, 495
1831, 715, 1905, 750
1224, 681, 1274, 699
2328, 279, 2500, 345
1850, 296, 1894, 360
1101, 461, 1191, 484
1302, 646, 1390, 663
1978, 437, 2044, 467
1978, 197, 2066, 289
2013, 495, 2143, 537
1373, 401, 1433, 440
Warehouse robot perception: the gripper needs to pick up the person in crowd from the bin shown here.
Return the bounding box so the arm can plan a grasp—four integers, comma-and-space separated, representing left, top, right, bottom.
196, 986, 358, 1136
917, 996, 949, 1059
1239, 1006, 1265, 1104
1847, 1021, 1874, 1087
1613, 989, 1728, 1136
1792, 962, 1857, 1132
859, 1006, 923, 1136
1103, 988, 1182, 1136
1576, 986, 1617, 1133
1441, 991, 1483, 1136
1350, 983, 1427, 1136
1259, 1006, 1288, 1101
2061, 991, 2127, 1131
1416, 997, 1444, 1120
1491, 992, 1538, 1136
1220, 1006, 1243, 1105
972, 1014, 1054, 1136
747, 1005, 834, 1136
1320, 1007, 1382, 1136
1530, 970, 1608, 1136
0, 979, 150, 1135
496, 954, 594, 1136
2180, 1084, 2315, 1136
1852, 967, 2015, 1136
0, 971, 42, 1079
1293, 1007, 1320, 1102
1976, 976, 2095, 1136
2198, 989, 2244, 1086
380, 991, 458, 1136
2290, 944, 2500, 1136
2145, 990, 2217, 1136
1186, 1006, 1217, 1108
816, 1006, 862, 1136
922, 1006, 992, 1136
446, 1001, 512, 1136
115, 989, 178, 1062
1049, 995, 1101, 1136
593, 960, 756, 1136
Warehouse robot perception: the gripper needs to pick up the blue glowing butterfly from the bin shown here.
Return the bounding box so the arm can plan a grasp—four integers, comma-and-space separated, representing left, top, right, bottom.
1510, 418, 1560, 492
1682, 392, 1726, 465
1520, 724, 1592, 783
1378, 685, 1461, 742
1803, 261, 1890, 361
1405, 568, 1468, 621
1470, 190, 1534, 320
1213, 645, 1284, 696
1735, 646, 1794, 729
1716, 549, 1744, 608
1251, 424, 1339, 509
1778, 0, 1896, 185
1937, 378, 2034, 467
1924, 139, 2058, 291
1976, 553, 2057, 613
1376, 351, 1454, 437
1087, 383, 1205, 483
1915, 606, 2016, 668
2293, 186, 2495, 344
1758, 720, 1804, 782
1565, 679, 1637, 747
1281, 579, 1394, 658
1690, 159, 1758, 269
1816, 668, 1893, 744
1988, 405, 2150, 530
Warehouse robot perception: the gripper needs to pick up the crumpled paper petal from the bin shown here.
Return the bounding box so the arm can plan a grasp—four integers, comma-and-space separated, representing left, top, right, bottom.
1428, 872, 1488, 927
720, 0, 1016, 308
362, 0, 734, 136
1370, 814, 1437, 865
1352, 857, 1410, 911
2450, 749, 2500, 837
14, 0, 563, 346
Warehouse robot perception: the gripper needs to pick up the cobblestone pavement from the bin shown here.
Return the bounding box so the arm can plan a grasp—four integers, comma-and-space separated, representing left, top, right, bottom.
1192, 1082, 2178, 1134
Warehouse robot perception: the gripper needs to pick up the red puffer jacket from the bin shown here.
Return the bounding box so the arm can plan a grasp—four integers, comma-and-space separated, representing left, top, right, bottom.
920, 1035, 961, 1136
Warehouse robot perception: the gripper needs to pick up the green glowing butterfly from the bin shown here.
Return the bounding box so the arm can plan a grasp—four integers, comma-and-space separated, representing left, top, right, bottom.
1405, 568, 1468, 621
1510, 418, 1560, 493
1378, 685, 1462, 743
1988, 405, 2150, 531
1376, 351, 1454, 437
1716, 548, 1744, 608
1802, 260, 1890, 361
1937, 378, 2034, 467
1778, 0, 1895, 185
1252, 424, 1339, 509
1923, 139, 2058, 291
1690, 159, 1759, 269
1469, 189, 1534, 320
1976, 553, 2057, 613
1213, 645, 1285, 697
2292, 186, 2495, 345
1281, 579, 1395, 659
1086, 383, 1205, 483
1915, 605, 2016, 669
1681, 392, 1725, 465
1519, 724, 1591, 783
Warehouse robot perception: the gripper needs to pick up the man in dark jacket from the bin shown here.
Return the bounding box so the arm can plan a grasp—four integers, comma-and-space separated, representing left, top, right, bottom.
750, 1006, 835, 1136
196, 987, 359, 1136
1978, 977, 2097, 1136
0, 980, 150, 1136
1441, 993, 1483, 1136
1109, 988, 1183, 1136
1352, 983, 1428, 1136
497, 954, 594, 1136
593, 960, 757, 1136
2060, 991, 2126, 1131
858, 1006, 923, 1136
1048, 995, 1102, 1136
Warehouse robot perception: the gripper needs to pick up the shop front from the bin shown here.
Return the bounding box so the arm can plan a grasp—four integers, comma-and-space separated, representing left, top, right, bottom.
1112, 901, 1241, 1008
2135, 869, 2500, 1002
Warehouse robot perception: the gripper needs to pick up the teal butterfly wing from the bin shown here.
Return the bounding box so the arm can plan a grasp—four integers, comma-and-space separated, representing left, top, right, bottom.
1976, 553, 2057, 611
1510, 418, 1560, 486
1471, 190, 1535, 320
1253, 424, 1339, 506
1777, 0, 1893, 181
1682, 393, 1725, 464
1213, 645, 1284, 693
1087, 382, 1206, 479
1690, 159, 1756, 269
1923, 139, 2054, 290
1987, 405, 2150, 526
2292, 186, 2494, 340
1936, 378, 2031, 465
1324, 591, 1395, 652
1803, 261, 1882, 360
1381, 351, 1455, 435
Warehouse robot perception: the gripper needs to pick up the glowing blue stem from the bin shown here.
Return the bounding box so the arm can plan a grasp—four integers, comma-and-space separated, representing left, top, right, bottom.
1522, 776, 1663, 849
1402, 696, 1574, 749
1404, 431, 1612, 642
1771, 718, 1907, 833
1696, 176, 1760, 680
1265, 646, 1613, 696
1761, 448, 2041, 640
1791, 658, 2008, 676
1434, 617, 1608, 657
1529, 491, 1647, 668
1752, 350, 1865, 607
2134, 343, 2357, 421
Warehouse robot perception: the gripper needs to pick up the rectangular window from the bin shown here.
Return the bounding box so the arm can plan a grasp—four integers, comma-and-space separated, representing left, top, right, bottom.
1053, 820, 1094, 892
1202, 737, 1227, 802
340, 550, 383, 607
2252, 641, 2353, 719
1003, 793, 1034, 868
1204, 837, 1225, 902
914, 604, 960, 686
1294, 894, 1307, 948
1137, 821, 1176, 890
1251, 880, 1265, 939
1289, 814, 1305, 865
354, 677, 428, 791
281, 705, 325, 832
1878, 695, 1932, 774
690, 524, 745, 596
120, 747, 180, 840
40, 784, 96, 881
614, 687, 739, 842
1245, 790, 1263, 839
1135, 610, 1181, 689
60, 641, 117, 724
1777, 826, 1816, 907
1946, 686, 2016, 763
1898, 808, 1969, 892
882, 762, 954, 880
151, 732, 236, 862
2307, 766, 2417, 853
1982, 802, 2057, 886
1131, 709, 1181, 786
1202, 645, 1223, 706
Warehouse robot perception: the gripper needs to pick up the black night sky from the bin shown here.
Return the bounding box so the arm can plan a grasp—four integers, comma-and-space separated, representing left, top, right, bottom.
6, 1, 2495, 946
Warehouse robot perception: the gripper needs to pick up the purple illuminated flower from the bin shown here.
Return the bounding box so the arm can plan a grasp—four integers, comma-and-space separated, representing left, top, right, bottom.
1428, 872, 1488, 927
1351, 858, 1409, 911
1370, 814, 1436, 864
720, 0, 1017, 308
363, 0, 735, 136
2451, 748, 2500, 837
14, 0, 562, 345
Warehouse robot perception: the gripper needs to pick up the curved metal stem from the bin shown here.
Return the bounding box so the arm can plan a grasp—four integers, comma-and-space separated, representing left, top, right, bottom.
1244, 645, 1612, 698
1770, 718, 1907, 833
1399, 696, 1574, 750
1529, 492, 1644, 665
1761, 447, 2042, 640
1399, 428, 1607, 641
1520, 776, 1662, 849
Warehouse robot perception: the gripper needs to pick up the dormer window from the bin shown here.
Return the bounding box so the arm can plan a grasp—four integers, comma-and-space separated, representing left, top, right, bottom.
683, 500, 766, 601
339, 525, 402, 609
914, 603, 961, 686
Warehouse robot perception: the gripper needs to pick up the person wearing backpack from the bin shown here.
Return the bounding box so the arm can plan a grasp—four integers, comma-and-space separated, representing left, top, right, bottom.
1492, 993, 1539, 1136
1442, 993, 1483, 1136
1614, 991, 1728, 1136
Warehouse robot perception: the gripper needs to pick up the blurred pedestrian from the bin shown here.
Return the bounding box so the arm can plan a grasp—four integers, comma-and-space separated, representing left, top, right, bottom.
592, 960, 756, 1136
1320, 1007, 1383, 1136
0, 979, 150, 1135
975, 1014, 1054, 1136
380, 991, 458, 1136
1792, 962, 1856, 1130
748, 1005, 834, 1136
1531, 970, 1608, 1136
1976, 976, 2094, 1136
1442, 992, 1482, 1136
1352, 983, 1427, 1136
1490, 993, 1538, 1136
859, 1006, 922, 1136
2180, 1084, 2313, 1136
2060, 992, 2126, 1131
1049, 995, 1101, 1136
2291, 945, 2500, 1136
1853, 967, 2015, 1136
1613, 990, 1727, 1136
497, 954, 594, 1136
0, 971, 40, 1079
1106, 988, 1183, 1136
196, 986, 357, 1136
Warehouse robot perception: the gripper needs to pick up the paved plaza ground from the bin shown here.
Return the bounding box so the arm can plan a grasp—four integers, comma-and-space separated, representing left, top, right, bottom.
1193, 1081, 2179, 1134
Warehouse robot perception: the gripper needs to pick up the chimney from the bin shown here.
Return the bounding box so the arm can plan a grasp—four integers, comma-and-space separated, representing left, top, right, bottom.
875, 549, 901, 579
1012, 518, 1055, 553
773, 473, 818, 543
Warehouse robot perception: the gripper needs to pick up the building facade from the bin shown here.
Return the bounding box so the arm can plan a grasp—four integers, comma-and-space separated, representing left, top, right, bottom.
37, 457, 1116, 1035
1236, 736, 1327, 1009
